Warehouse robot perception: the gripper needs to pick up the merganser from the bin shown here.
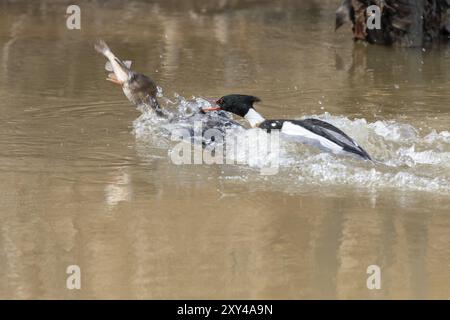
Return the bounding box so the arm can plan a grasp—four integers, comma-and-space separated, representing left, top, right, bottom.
94, 41, 246, 150
94, 40, 166, 117
202, 94, 372, 160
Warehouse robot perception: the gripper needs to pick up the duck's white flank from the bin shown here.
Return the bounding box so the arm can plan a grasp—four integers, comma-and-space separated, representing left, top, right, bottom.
281, 121, 343, 153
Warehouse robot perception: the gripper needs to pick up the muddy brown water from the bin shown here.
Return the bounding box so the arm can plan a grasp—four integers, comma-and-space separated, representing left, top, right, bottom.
0, 0, 449, 299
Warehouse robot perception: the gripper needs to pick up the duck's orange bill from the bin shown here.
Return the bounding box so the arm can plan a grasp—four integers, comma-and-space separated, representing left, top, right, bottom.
201, 107, 221, 112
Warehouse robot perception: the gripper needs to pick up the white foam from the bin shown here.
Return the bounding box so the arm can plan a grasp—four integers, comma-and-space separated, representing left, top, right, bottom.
132, 96, 450, 193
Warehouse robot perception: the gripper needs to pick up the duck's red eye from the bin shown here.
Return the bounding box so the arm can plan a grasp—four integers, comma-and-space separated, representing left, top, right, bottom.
217, 99, 223, 105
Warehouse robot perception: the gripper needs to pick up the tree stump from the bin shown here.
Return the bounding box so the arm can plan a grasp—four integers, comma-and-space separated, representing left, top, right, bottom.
336, 0, 450, 46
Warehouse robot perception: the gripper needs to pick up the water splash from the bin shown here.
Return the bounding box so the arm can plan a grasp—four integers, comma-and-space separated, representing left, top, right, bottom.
132, 95, 450, 193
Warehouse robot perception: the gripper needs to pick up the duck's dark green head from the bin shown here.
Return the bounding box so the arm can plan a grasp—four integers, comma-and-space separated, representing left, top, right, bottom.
203, 94, 261, 117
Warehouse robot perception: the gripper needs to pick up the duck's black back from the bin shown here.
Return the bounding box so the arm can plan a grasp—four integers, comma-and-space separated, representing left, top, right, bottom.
260, 118, 372, 160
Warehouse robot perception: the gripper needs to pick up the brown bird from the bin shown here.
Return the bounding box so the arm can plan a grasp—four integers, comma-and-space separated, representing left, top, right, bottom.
94, 40, 166, 117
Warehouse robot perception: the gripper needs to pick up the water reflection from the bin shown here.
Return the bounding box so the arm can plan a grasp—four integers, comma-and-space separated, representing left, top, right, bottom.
0, 0, 449, 299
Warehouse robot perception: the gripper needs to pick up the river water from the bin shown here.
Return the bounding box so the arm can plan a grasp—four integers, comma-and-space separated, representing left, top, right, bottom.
0, 0, 449, 299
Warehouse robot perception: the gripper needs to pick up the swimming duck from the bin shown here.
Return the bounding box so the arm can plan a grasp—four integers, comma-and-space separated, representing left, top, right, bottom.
202, 94, 372, 160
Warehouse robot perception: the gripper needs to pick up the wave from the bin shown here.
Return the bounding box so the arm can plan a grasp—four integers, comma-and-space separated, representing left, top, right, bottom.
132, 92, 450, 193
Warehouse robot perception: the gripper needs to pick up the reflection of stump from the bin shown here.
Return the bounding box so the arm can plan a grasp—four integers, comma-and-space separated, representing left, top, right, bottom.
336, 0, 450, 46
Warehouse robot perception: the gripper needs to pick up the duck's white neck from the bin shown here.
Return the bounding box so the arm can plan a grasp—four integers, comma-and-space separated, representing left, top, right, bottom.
244, 108, 265, 128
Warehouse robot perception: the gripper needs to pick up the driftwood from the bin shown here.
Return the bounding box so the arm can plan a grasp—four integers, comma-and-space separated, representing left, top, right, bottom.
336, 0, 450, 46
